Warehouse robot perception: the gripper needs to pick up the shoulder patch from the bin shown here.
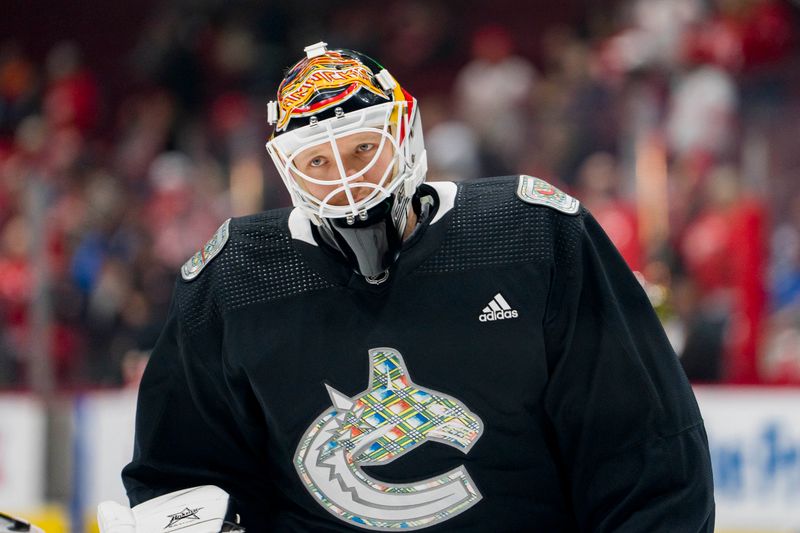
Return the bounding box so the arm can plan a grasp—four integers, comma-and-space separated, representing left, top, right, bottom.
181, 218, 231, 281
516, 175, 580, 215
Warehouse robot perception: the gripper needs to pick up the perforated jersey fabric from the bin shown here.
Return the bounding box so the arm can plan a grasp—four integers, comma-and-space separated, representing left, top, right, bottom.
176, 176, 584, 334
416, 176, 583, 273
176, 208, 335, 335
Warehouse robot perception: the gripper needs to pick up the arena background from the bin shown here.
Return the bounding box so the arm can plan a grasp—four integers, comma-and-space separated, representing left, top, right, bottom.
1, 0, 800, 531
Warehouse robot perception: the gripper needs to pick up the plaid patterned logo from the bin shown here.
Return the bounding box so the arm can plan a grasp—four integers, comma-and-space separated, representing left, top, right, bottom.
294, 347, 484, 530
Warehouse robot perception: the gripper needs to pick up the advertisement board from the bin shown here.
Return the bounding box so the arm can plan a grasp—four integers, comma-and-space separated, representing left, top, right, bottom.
78, 389, 138, 510
0, 394, 45, 509
695, 386, 800, 530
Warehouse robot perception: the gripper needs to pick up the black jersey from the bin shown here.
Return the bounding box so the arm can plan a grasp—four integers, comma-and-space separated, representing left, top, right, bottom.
122, 176, 714, 532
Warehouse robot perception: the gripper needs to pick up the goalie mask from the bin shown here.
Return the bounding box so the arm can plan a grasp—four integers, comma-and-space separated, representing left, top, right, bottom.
266, 42, 427, 282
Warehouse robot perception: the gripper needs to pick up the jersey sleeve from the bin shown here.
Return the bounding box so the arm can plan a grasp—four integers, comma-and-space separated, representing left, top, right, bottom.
542, 210, 715, 532
121, 285, 270, 515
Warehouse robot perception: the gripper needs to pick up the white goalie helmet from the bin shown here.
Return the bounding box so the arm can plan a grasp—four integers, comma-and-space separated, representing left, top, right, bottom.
266, 42, 426, 223
265, 42, 427, 280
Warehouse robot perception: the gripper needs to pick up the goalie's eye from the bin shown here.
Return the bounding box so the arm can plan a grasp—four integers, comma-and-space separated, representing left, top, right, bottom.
355, 142, 376, 154
309, 156, 327, 168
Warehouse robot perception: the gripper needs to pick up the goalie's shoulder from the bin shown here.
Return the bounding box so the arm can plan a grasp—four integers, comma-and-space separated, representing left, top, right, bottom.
179, 208, 292, 282
456, 175, 581, 218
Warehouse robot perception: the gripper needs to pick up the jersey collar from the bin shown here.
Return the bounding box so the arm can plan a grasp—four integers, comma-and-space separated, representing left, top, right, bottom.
287, 181, 458, 290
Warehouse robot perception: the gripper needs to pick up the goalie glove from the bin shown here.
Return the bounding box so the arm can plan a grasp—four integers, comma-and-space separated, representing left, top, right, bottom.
97, 485, 244, 533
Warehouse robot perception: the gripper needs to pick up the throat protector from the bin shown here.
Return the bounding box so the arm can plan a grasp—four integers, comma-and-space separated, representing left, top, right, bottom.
320, 197, 403, 280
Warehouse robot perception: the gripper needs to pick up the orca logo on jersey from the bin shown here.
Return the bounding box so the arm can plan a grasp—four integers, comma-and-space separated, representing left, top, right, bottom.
478, 293, 519, 322
294, 348, 484, 530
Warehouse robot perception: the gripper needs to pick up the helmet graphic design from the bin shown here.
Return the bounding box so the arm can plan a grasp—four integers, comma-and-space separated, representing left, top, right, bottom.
274, 49, 387, 133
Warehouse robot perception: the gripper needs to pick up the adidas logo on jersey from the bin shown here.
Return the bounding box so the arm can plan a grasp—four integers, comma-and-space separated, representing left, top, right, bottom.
479, 293, 519, 322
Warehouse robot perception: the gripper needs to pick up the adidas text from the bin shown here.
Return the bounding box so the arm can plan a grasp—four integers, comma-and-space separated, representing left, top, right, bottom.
479, 309, 519, 322
479, 293, 519, 322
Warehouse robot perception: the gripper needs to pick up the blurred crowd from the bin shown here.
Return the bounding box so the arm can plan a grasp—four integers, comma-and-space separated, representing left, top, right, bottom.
1, 0, 799, 389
